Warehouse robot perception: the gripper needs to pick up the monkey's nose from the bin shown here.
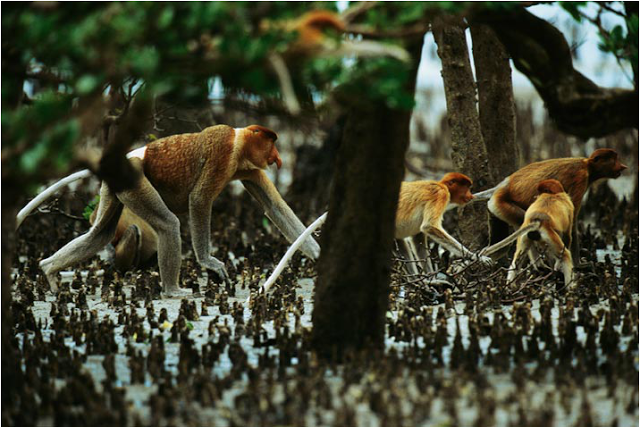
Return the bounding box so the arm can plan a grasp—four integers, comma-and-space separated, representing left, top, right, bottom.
270, 155, 282, 169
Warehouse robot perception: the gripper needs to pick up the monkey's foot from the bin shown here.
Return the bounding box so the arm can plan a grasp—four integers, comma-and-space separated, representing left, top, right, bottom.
162, 287, 193, 299
199, 257, 231, 286
39, 261, 60, 294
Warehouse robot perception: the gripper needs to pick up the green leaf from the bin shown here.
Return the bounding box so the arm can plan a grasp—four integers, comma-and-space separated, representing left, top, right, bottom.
83, 195, 101, 221
76, 74, 100, 95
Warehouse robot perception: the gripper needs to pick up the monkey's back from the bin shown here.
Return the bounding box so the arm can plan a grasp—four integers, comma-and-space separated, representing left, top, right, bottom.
502, 157, 589, 210
395, 180, 449, 239
143, 125, 235, 213
523, 192, 574, 235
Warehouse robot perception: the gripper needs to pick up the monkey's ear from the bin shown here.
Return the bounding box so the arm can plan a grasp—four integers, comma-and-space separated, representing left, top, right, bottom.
591, 149, 615, 162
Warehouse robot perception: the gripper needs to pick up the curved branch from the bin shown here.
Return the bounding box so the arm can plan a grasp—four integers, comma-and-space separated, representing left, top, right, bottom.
470, 5, 638, 139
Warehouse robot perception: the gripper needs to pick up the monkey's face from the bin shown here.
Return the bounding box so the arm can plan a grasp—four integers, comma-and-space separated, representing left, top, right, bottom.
590, 149, 628, 178
441, 172, 474, 205
448, 183, 474, 205
244, 125, 282, 170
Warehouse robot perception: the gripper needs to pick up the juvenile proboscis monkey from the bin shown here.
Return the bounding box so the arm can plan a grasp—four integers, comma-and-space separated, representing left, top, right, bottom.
507, 179, 575, 287
395, 173, 493, 278
473, 148, 627, 257
21, 124, 321, 295
89, 207, 158, 271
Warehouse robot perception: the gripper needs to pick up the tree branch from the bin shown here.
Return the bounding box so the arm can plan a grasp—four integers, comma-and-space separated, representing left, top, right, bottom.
470, 5, 638, 139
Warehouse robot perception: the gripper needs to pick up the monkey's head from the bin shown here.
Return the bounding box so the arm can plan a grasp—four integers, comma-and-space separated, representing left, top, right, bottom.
294, 11, 345, 46
242, 125, 282, 170
537, 179, 565, 195
588, 148, 627, 179
441, 172, 474, 205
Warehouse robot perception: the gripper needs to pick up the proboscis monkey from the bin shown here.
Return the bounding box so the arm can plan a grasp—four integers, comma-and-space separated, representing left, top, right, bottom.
89, 207, 158, 271
395, 173, 493, 277
20, 124, 321, 295
473, 148, 627, 257
254, 173, 492, 298
507, 179, 575, 287
265, 10, 410, 114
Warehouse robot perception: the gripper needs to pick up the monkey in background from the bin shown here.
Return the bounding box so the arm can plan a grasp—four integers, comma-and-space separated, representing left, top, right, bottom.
395, 172, 493, 278
20, 124, 320, 296
507, 179, 575, 287
473, 148, 627, 258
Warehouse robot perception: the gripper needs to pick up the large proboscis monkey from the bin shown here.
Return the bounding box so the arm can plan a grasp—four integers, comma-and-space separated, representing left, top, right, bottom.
473, 148, 627, 258
395, 173, 493, 279
507, 179, 575, 287
19, 124, 320, 296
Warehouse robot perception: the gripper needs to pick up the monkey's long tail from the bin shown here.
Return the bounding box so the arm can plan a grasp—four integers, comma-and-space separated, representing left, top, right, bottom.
247, 211, 328, 304
16, 169, 92, 229
525, 214, 550, 241
480, 222, 541, 257
470, 177, 509, 203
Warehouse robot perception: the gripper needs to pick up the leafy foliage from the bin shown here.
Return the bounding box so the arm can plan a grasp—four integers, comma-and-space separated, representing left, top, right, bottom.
83, 195, 100, 221
2, 2, 416, 194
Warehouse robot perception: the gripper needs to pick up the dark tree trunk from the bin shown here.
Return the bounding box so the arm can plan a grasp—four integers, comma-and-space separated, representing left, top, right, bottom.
311, 42, 423, 359
1, 20, 26, 420
1, 197, 22, 423
470, 24, 519, 184
432, 16, 491, 249
287, 115, 346, 220
310, 102, 410, 359
470, 24, 520, 245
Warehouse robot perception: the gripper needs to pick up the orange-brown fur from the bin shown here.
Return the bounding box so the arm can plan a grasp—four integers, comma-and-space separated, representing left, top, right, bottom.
294, 10, 345, 48
396, 173, 473, 238
489, 148, 626, 256
490, 148, 626, 227
395, 173, 490, 271
508, 179, 575, 286
40, 124, 320, 295
90, 207, 158, 271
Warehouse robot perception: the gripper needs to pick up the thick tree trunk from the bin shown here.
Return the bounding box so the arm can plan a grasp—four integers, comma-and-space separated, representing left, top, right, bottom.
470, 24, 519, 184
311, 42, 422, 359
1, 198, 21, 422
432, 16, 490, 249
470, 24, 519, 245
287, 115, 345, 219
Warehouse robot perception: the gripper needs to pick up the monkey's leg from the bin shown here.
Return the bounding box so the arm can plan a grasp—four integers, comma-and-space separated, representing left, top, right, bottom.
488, 191, 526, 229
399, 238, 421, 279
548, 231, 574, 288
506, 238, 530, 284
413, 234, 434, 273
116, 176, 183, 296
40, 183, 123, 292
114, 225, 142, 271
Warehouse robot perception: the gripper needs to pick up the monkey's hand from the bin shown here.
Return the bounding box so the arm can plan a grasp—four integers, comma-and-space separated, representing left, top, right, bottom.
469, 251, 494, 267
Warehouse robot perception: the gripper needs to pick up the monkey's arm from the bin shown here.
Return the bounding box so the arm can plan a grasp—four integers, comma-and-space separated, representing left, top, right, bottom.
241, 170, 321, 260
189, 189, 231, 284
424, 225, 493, 266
